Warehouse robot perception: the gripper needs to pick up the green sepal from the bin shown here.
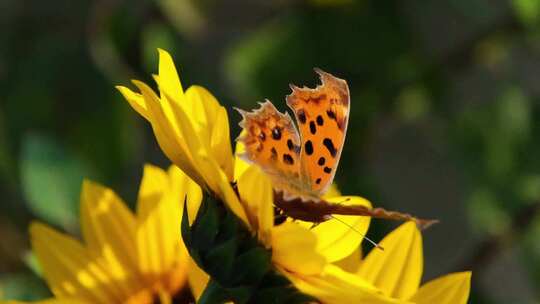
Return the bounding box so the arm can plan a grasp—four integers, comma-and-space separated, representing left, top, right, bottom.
182, 197, 316, 304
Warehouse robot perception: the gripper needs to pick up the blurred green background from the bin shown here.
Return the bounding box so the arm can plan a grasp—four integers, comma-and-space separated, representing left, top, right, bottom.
1, 0, 540, 302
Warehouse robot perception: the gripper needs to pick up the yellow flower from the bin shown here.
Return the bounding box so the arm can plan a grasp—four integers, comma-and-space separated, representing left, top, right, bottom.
9, 165, 208, 304
116, 49, 248, 226
293, 221, 472, 304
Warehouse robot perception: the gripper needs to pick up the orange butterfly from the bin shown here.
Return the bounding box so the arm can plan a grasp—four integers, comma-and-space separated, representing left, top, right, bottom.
237, 69, 437, 229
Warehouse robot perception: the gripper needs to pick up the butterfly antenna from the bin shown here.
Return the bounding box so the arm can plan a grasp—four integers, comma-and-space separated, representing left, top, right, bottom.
329, 215, 384, 251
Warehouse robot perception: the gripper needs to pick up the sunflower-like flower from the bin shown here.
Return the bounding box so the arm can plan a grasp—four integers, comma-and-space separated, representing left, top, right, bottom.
7, 165, 207, 304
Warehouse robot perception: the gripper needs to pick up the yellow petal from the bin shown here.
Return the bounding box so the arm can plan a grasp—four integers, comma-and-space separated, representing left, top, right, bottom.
180, 168, 204, 225
152, 77, 207, 170
185, 85, 220, 128
135, 165, 190, 286
30, 223, 119, 303
167, 164, 201, 252
167, 164, 203, 224
184, 85, 215, 140
136, 165, 169, 217
271, 222, 326, 276
197, 152, 250, 226
158, 88, 219, 191
166, 165, 202, 270
186, 257, 210, 301
209, 106, 234, 180
281, 264, 408, 304
115, 86, 149, 121
333, 246, 362, 273
237, 165, 273, 245
157, 48, 184, 101
233, 134, 250, 180
80, 180, 140, 297
135, 165, 172, 275
80, 180, 138, 267
357, 222, 423, 299
308, 196, 371, 263
132, 80, 204, 188
410, 272, 471, 304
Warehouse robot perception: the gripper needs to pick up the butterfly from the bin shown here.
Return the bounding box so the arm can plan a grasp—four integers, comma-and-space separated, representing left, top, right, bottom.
237, 69, 437, 229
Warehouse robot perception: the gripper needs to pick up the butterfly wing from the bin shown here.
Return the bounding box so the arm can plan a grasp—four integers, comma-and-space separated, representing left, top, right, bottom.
237, 101, 305, 194
286, 69, 350, 196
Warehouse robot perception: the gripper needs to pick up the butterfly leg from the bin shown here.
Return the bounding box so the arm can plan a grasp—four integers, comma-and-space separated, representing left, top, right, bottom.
274, 207, 288, 225
309, 222, 321, 229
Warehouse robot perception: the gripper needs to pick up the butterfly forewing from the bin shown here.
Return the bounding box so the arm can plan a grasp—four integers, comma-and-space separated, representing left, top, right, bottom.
286, 69, 350, 196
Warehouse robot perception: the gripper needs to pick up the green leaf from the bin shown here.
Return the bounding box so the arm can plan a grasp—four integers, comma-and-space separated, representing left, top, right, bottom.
233, 247, 271, 285
204, 237, 238, 282
20, 134, 94, 231
0, 272, 50, 301
198, 280, 231, 304
191, 197, 220, 252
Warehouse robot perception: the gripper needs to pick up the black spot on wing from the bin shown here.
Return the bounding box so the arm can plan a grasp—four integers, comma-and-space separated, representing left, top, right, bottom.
287, 139, 294, 150
309, 121, 317, 134
298, 110, 307, 124
326, 110, 336, 120
316, 115, 324, 126
272, 127, 281, 140
270, 147, 277, 160
323, 167, 332, 174
283, 154, 294, 165
323, 138, 337, 157
318, 157, 325, 166
304, 140, 314, 155
316, 178, 322, 184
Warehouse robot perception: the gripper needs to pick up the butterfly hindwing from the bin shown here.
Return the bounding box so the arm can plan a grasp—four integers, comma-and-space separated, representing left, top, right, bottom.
286, 69, 350, 196
237, 101, 304, 193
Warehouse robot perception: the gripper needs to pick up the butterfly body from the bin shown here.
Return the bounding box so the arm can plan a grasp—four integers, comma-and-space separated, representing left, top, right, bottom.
273, 192, 438, 229
237, 69, 437, 229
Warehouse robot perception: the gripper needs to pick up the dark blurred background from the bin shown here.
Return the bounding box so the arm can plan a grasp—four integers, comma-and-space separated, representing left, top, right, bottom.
1, 0, 540, 302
